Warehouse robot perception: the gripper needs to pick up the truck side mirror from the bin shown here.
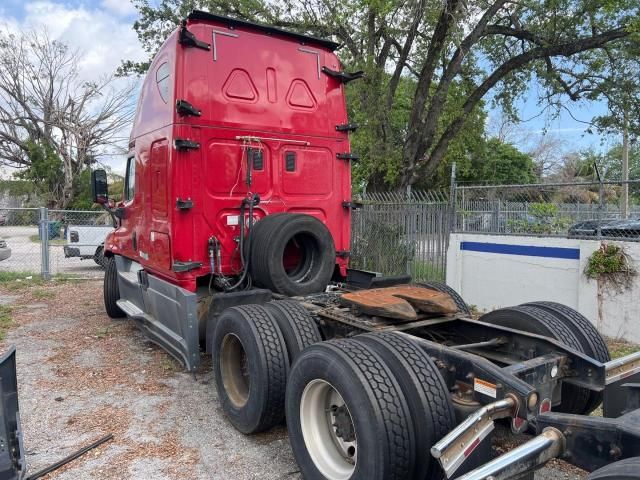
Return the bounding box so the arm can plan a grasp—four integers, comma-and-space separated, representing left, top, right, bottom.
91, 169, 109, 205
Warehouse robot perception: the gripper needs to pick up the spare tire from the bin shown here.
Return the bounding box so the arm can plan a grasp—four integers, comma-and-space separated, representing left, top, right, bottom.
249, 213, 335, 296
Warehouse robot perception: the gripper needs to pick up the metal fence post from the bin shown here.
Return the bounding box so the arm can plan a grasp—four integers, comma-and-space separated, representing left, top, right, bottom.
594, 163, 604, 240
39, 207, 51, 280
449, 162, 457, 232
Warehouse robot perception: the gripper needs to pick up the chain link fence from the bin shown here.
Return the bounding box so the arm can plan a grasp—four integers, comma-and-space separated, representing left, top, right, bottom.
3, 178, 636, 282
350, 190, 452, 282
455, 179, 640, 240
0, 207, 111, 278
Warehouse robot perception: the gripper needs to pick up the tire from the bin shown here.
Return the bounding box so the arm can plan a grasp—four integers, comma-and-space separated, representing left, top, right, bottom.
522, 302, 610, 363
249, 213, 336, 296
103, 256, 125, 318
286, 339, 414, 480
357, 332, 455, 480
212, 305, 289, 434
264, 300, 322, 363
93, 245, 106, 268
418, 281, 472, 315
588, 457, 640, 480
523, 301, 610, 414
479, 306, 590, 414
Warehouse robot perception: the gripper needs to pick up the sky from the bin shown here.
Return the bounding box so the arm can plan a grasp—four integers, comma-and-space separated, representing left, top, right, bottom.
0, 0, 145, 175
0, 0, 622, 176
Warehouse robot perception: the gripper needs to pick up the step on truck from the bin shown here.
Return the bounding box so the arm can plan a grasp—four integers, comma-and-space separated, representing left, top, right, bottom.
86, 10, 640, 480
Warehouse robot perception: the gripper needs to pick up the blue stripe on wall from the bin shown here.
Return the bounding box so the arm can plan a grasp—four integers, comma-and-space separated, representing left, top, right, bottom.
460, 241, 580, 260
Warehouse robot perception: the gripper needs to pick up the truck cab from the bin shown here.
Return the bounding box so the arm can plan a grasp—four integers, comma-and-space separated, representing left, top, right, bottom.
101, 11, 353, 293
92, 11, 359, 370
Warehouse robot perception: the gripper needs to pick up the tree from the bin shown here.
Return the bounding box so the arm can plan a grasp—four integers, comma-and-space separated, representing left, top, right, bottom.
0, 29, 136, 208
457, 139, 537, 185
126, 0, 638, 190
14, 141, 64, 208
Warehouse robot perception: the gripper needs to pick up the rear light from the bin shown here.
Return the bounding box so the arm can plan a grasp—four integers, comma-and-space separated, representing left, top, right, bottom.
70, 231, 79, 243
0, 241, 6, 248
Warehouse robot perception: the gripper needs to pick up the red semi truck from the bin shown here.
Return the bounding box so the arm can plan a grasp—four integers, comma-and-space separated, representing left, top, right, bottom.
89, 10, 640, 480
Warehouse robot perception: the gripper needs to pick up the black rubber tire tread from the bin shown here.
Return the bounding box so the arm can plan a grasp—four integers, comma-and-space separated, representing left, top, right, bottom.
212, 305, 289, 434
93, 245, 106, 268
264, 300, 322, 363
249, 213, 335, 296
103, 256, 125, 318
418, 281, 472, 315
249, 214, 295, 292
523, 301, 610, 414
588, 457, 640, 479
523, 301, 610, 362
286, 338, 414, 480
357, 332, 455, 480
479, 305, 590, 414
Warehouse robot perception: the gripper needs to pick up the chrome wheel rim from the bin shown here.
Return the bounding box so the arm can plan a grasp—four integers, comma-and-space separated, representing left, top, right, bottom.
300, 379, 357, 479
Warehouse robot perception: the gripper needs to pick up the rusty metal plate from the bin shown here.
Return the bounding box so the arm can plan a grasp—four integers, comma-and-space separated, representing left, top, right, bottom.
340, 285, 458, 321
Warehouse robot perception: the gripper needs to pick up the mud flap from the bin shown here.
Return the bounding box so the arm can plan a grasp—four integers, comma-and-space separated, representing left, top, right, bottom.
0, 346, 24, 480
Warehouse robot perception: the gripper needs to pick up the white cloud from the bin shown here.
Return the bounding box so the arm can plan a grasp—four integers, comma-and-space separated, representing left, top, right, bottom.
101, 0, 137, 17
0, 1, 147, 174
18, 1, 146, 81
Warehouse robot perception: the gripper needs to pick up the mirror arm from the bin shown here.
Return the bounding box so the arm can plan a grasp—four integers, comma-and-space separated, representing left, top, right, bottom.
98, 200, 119, 228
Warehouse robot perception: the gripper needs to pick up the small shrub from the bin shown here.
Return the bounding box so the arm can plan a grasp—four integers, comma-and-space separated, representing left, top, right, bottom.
585, 244, 637, 291
350, 218, 412, 276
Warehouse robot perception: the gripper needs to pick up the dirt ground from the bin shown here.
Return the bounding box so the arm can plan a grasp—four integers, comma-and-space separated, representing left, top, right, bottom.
0, 278, 586, 479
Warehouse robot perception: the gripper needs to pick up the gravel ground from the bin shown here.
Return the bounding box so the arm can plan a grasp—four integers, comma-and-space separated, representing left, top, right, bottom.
0, 279, 587, 479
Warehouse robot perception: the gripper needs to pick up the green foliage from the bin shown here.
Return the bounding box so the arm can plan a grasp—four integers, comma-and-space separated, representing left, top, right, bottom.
14, 141, 110, 210
68, 169, 100, 211
457, 139, 537, 186
585, 244, 637, 292
15, 141, 64, 207
0, 305, 12, 340
0, 180, 34, 197
411, 260, 445, 282
586, 245, 627, 278
508, 202, 572, 234
124, 0, 637, 190
350, 219, 412, 276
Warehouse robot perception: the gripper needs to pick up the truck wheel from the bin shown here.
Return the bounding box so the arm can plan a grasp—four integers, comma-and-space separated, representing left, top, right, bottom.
249, 214, 335, 296
212, 305, 288, 434
286, 339, 414, 480
357, 332, 455, 480
418, 281, 472, 315
523, 301, 610, 414
264, 300, 322, 362
480, 306, 590, 415
103, 256, 125, 318
588, 457, 640, 479
94, 245, 106, 268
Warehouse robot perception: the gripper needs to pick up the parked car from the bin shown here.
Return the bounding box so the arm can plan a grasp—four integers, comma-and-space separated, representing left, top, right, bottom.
568, 218, 640, 238
63, 225, 113, 267
0, 238, 10, 261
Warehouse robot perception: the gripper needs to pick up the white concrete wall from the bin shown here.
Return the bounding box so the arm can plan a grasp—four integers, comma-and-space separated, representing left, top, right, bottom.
447, 233, 640, 343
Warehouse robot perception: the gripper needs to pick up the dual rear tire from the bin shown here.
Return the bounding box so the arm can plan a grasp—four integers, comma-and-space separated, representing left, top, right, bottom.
479, 302, 610, 415
211, 304, 455, 480
286, 333, 455, 480
211, 300, 321, 434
